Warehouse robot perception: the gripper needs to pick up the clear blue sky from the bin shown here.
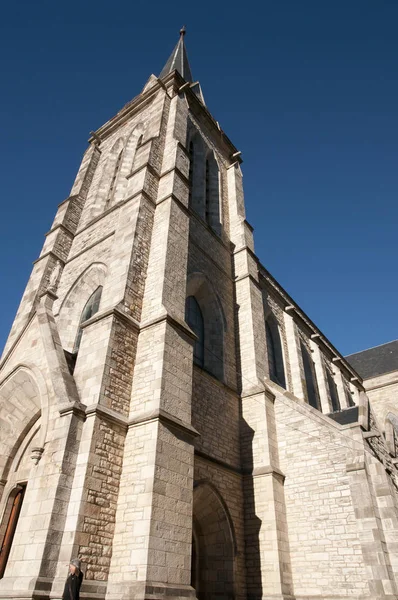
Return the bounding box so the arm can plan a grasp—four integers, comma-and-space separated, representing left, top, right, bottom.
0, 0, 397, 357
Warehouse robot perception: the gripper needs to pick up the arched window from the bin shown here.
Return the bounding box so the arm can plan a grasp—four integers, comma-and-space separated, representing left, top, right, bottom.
185, 296, 204, 368
265, 316, 286, 388
73, 286, 103, 354
188, 141, 194, 206
300, 341, 321, 410
186, 274, 225, 381
326, 370, 340, 412
130, 134, 144, 175
132, 135, 143, 171
187, 132, 221, 234
204, 151, 221, 234
205, 159, 210, 224
106, 149, 123, 207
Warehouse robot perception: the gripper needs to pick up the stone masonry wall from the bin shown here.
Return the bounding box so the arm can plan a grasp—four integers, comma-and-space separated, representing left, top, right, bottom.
365, 371, 398, 426
78, 418, 125, 581
54, 239, 112, 312
366, 406, 398, 489
124, 197, 155, 321
68, 209, 119, 259
79, 107, 154, 230
275, 394, 371, 598
102, 318, 138, 417
192, 368, 240, 469
187, 223, 236, 390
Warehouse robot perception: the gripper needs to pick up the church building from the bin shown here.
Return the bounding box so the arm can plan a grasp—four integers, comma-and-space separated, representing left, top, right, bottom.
1, 29, 398, 600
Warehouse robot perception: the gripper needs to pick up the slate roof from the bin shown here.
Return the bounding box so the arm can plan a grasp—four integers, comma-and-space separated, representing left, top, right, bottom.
346, 340, 398, 380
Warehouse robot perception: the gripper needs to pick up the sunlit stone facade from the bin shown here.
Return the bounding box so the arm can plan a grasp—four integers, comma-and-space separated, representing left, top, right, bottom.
1, 31, 398, 600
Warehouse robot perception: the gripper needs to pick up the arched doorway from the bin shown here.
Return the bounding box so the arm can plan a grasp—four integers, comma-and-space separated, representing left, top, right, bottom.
0, 365, 48, 580
0, 485, 26, 578
192, 482, 236, 600
0, 365, 47, 485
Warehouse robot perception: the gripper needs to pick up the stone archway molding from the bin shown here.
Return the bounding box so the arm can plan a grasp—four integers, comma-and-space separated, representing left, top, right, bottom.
0, 363, 49, 480
55, 262, 108, 352
186, 272, 226, 382
193, 479, 237, 600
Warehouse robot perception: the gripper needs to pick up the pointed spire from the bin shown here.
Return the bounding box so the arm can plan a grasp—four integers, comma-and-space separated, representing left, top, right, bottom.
159, 26, 193, 82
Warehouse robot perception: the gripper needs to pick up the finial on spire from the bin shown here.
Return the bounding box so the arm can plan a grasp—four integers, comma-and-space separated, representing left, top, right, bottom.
180, 25, 186, 37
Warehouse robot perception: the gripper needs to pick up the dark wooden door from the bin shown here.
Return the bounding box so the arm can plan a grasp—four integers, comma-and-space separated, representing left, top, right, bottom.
0, 486, 25, 578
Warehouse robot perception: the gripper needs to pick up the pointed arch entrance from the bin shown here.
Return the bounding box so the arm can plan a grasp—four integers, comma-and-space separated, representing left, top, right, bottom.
0, 364, 49, 579
0, 365, 47, 483
192, 481, 236, 600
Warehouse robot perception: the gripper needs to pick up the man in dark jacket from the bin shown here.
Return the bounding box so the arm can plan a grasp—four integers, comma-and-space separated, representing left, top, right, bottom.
62, 559, 83, 600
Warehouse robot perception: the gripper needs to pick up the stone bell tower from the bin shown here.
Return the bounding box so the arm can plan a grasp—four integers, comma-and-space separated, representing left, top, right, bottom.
4, 23, 396, 600
0, 27, 262, 600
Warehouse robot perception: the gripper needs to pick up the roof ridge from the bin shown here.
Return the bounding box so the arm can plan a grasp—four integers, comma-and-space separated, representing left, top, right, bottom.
346, 338, 398, 357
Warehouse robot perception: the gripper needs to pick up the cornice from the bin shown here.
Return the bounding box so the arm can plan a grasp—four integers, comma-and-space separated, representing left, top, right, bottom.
64, 231, 115, 266
79, 306, 140, 332
128, 407, 199, 439
85, 403, 128, 430
140, 311, 197, 342
74, 189, 155, 237
194, 450, 241, 476
59, 401, 87, 421
44, 222, 75, 239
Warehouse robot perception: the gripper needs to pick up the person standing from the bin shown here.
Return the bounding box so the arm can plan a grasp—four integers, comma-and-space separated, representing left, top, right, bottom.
62, 559, 83, 600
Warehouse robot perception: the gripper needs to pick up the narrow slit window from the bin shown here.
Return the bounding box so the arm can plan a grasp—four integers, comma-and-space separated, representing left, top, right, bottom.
345, 385, 355, 407
185, 296, 204, 367
265, 316, 286, 388
327, 370, 340, 412
205, 159, 210, 224
301, 341, 321, 410
131, 135, 143, 174
188, 141, 194, 206
106, 149, 123, 206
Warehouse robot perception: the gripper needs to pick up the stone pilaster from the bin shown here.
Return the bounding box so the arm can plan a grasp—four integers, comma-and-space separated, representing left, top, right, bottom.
241, 388, 293, 600
52, 93, 171, 590
351, 381, 361, 405
346, 451, 397, 598
333, 363, 351, 409
227, 164, 293, 599
283, 310, 305, 401
310, 338, 330, 413
368, 459, 398, 588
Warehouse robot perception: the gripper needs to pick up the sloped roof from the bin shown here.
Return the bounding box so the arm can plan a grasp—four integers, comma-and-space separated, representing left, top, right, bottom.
346, 340, 398, 379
